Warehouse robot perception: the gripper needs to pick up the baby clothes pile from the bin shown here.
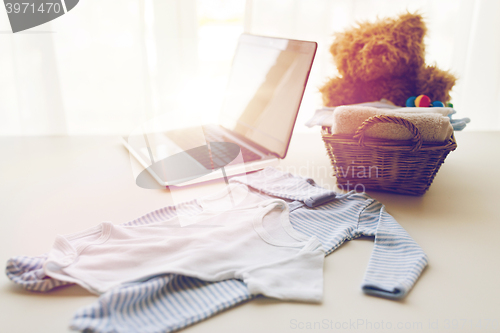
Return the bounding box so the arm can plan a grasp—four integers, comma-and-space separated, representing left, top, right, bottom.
6, 167, 428, 333
306, 99, 470, 141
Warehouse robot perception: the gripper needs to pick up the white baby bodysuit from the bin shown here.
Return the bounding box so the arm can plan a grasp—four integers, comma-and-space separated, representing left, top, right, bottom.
43, 185, 325, 302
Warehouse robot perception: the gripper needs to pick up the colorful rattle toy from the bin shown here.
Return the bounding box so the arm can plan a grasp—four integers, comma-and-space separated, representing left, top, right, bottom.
406, 95, 445, 108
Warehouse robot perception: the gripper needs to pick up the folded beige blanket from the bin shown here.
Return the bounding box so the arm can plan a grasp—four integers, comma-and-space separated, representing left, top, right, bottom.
332, 106, 453, 142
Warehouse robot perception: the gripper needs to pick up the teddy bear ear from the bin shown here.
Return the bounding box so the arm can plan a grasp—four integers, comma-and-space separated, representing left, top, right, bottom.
329, 30, 356, 77
393, 12, 427, 41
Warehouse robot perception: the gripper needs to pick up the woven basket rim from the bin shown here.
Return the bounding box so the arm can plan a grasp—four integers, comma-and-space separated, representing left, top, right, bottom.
321, 127, 457, 152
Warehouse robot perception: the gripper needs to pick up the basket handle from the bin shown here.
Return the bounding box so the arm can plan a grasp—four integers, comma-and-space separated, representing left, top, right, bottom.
352, 115, 423, 152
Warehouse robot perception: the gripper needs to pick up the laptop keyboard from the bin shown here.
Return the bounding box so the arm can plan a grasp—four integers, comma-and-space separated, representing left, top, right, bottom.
165, 126, 262, 166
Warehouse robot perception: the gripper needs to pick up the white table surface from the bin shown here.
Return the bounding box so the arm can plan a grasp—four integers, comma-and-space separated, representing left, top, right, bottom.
1, 131, 499, 333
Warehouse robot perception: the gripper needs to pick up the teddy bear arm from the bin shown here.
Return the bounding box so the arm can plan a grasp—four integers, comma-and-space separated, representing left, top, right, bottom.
320, 77, 363, 107
416, 66, 457, 104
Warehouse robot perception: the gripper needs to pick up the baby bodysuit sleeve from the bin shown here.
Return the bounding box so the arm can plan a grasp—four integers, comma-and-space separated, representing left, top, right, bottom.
357, 200, 428, 299
237, 240, 325, 303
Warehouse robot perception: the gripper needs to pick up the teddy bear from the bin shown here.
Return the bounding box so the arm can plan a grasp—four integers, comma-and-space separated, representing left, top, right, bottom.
320, 12, 457, 107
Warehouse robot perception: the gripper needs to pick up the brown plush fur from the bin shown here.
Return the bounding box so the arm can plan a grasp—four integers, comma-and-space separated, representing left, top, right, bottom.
320, 12, 456, 107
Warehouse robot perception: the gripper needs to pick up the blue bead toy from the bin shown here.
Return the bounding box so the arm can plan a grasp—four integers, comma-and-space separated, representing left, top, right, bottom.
406, 96, 417, 107
406, 96, 447, 108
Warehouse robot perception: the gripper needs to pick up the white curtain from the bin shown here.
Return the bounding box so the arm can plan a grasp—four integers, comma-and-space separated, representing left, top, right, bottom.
0, 0, 209, 135
0, 0, 498, 135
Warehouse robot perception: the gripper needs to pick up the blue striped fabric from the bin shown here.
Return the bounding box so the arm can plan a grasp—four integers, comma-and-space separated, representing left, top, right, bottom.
5, 167, 428, 333
5, 253, 72, 292
357, 201, 428, 299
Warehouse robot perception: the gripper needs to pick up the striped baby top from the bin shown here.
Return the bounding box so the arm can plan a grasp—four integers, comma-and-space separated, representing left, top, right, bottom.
6, 167, 428, 333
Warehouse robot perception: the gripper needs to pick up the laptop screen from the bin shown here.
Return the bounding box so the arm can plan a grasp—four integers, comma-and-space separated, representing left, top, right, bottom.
219, 34, 317, 158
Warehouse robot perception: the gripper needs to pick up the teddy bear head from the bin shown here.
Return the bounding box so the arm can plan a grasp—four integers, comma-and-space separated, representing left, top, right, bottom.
330, 12, 427, 81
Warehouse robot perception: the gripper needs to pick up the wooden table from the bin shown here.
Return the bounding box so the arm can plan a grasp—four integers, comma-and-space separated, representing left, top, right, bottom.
1, 131, 499, 333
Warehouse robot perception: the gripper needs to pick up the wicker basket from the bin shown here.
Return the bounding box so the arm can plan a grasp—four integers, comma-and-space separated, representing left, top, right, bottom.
321, 115, 457, 195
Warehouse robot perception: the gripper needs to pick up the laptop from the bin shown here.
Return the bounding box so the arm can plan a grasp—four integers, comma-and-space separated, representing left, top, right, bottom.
123, 34, 317, 187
